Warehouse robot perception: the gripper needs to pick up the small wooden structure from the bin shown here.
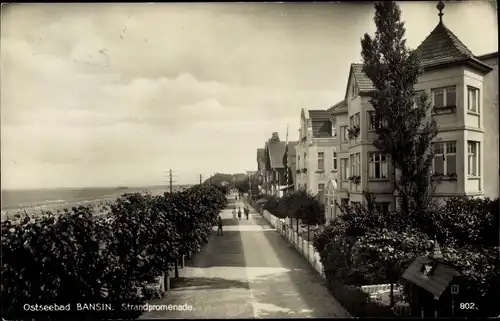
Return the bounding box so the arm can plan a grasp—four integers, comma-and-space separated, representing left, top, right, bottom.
402, 240, 461, 318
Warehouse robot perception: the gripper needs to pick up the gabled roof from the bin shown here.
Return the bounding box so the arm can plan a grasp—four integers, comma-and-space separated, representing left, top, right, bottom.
344, 63, 374, 101
352, 63, 374, 92
416, 21, 492, 73
266, 141, 286, 168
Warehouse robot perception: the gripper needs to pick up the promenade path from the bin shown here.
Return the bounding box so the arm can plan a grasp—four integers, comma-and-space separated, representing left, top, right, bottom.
139, 197, 351, 319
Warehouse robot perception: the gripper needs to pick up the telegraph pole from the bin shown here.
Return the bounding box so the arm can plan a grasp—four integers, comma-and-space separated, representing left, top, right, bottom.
199, 174, 203, 185
167, 169, 176, 193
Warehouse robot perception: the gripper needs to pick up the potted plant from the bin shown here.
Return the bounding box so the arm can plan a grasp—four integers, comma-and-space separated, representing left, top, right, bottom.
347, 125, 360, 140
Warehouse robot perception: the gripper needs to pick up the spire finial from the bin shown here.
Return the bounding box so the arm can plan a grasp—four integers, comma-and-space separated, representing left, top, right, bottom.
437, 1, 445, 24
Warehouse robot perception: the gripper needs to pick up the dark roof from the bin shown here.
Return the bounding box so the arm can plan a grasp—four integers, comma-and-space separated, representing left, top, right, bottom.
403, 256, 459, 298
266, 141, 286, 168
312, 120, 332, 138
476, 52, 498, 62
308, 110, 330, 121
416, 22, 492, 73
287, 141, 298, 156
257, 148, 265, 162
351, 63, 374, 92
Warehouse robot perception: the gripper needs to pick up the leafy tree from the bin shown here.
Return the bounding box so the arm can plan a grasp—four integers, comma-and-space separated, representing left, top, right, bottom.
235, 175, 260, 195
293, 191, 326, 241
360, 1, 438, 216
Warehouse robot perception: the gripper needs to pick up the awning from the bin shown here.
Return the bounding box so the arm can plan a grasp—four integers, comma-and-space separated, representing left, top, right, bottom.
279, 184, 294, 191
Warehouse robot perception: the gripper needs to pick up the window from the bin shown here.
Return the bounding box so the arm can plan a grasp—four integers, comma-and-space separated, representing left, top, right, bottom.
332, 119, 337, 137
341, 158, 349, 181
317, 152, 324, 171
367, 111, 385, 131
350, 153, 360, 176
432, 86, 456, 108
467, 86, 479, 113
375, 202, 390, 213
340, 126, 348, 142
413, 90, 425, 109
333, 151, 337, 171
432, 142, 457, 176
368, 153, 388, 179
350, 154, 355, 177
467, 141, 480, 177
318, 183, 325, 202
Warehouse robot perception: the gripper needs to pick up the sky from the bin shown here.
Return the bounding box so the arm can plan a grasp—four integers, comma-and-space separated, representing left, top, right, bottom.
1, 2, 498, 189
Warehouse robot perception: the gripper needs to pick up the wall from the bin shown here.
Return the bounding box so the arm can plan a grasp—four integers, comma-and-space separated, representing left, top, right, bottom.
479, 56, 499, 199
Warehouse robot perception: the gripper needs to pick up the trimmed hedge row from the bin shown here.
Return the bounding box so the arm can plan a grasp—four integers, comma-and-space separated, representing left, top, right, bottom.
1, 185, 227, 320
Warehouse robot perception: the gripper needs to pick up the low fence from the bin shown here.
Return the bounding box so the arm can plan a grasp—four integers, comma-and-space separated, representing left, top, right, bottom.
260, 208, 411, 317
262, 210, 325, 277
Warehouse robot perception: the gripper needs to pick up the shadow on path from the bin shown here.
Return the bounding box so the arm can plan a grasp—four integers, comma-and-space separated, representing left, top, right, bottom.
171, 276, 249, 291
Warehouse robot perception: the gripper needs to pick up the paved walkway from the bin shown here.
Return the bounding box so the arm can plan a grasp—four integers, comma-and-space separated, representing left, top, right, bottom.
139, 197, 351, 319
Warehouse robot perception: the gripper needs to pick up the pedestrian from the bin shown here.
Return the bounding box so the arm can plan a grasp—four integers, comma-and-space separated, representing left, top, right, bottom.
237, 207, 242, 220
245, 206, 249, 220
232, 207, 237, 219
217, 215, 223, 236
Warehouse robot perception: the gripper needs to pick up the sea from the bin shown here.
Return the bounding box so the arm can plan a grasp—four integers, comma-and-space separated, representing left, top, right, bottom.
1, 185, 187, 220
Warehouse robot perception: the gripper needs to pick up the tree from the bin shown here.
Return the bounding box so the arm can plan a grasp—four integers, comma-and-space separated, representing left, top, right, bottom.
269, 132, 280, 143
360, 1, 438, 216
288, 190, 325, 242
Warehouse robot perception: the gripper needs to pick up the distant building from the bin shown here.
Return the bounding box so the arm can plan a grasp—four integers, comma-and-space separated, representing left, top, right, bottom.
295, 107, 338, 219
264, 140, 287, 197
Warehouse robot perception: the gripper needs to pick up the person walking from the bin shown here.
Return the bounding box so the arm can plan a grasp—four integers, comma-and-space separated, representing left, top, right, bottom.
245, 206, 249, 220
237, 207, 242, 220
217, 215, 223, 236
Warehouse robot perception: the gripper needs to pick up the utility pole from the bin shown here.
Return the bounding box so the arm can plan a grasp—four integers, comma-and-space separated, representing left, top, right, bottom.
165, 169, 180, 277
168, 169, 175, 193
199, 174, 203, 185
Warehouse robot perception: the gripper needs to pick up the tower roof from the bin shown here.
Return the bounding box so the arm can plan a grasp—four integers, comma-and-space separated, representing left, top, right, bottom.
415, 1, 492, 73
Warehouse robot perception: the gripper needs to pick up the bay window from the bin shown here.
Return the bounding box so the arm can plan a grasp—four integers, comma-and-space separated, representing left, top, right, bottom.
368, 152, 388, 179
432, 86, 456, 109
467, 86, 479, 113
467, 141, 480, 177
432, 142, 457, 176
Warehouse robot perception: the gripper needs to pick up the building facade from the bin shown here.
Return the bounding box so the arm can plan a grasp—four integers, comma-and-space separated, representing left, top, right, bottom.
295, 108, 338, 218
329, 12, 499, 213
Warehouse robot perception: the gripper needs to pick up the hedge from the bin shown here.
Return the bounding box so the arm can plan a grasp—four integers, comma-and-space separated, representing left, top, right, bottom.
1, 184, 227, 320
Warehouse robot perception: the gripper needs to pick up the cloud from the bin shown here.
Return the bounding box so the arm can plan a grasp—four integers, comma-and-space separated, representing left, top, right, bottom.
0, 2, 497, 188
